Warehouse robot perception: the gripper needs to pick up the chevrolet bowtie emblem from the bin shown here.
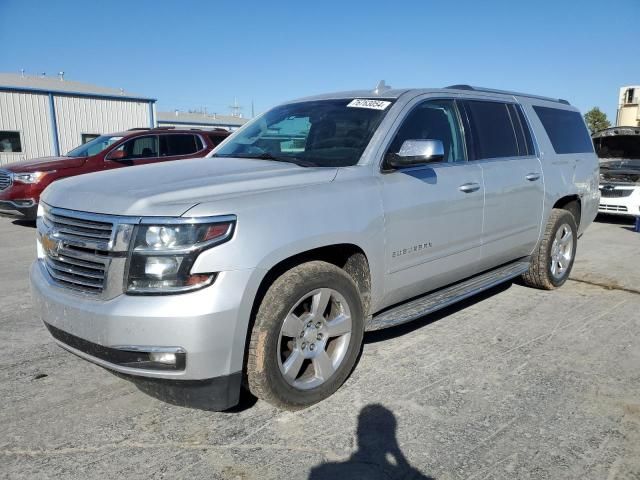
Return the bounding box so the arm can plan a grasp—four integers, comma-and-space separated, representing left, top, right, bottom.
41, 233, 62, 258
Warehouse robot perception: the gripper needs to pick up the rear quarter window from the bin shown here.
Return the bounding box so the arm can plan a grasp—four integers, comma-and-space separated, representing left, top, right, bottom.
532, 106, 593, 154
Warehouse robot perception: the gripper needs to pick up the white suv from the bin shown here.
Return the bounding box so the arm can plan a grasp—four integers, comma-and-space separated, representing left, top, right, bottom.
594, 127, 640, 217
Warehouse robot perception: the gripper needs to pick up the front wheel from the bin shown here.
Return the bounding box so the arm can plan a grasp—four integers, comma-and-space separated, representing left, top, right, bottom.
246, 261, 364, 410
521, 208, 578, 289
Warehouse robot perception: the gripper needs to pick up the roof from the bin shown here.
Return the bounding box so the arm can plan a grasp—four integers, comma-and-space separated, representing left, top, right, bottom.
292, 85, 571, 107
156, 111, 249, 127
0, 72, 155, 102
109, 126, 226, 135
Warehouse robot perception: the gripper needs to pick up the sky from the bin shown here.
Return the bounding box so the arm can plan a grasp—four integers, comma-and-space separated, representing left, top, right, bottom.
1, 0, 638, 121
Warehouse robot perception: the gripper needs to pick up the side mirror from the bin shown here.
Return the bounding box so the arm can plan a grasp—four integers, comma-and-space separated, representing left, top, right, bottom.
107, 149, 127, 161
385, 139, 445, 169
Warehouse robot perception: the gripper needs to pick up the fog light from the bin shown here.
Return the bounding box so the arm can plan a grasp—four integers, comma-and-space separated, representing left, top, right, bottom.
149, 352, 177, 365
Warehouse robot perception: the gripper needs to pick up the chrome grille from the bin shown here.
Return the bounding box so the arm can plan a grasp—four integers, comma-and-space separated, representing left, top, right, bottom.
599, 187, 634, 198
39, 206, 117, 295
43, 208, 114, 246
43, 249, 107, 294
599, 204, 628, 212
0, 170, 12, 190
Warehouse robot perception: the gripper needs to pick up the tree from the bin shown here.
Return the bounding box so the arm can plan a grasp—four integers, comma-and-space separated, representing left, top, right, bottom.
584, 107, 611, 134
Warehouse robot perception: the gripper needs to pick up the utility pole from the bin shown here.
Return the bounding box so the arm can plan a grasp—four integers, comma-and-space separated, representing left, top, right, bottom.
229, 97, 243, 118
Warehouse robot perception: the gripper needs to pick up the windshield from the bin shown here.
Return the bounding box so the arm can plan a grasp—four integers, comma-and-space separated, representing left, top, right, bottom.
214, 99, 393, 167
66, 135, 123, 157
594, 134, 640, 160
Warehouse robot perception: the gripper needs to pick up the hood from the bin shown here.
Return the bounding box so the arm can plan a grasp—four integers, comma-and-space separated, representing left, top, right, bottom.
600, 159, 640, 184
41, 157, 339, 217
4, 156, 86, 172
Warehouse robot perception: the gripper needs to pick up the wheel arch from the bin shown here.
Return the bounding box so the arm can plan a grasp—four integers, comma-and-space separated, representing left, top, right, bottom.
552, 195, 582, 229
241, 243, 372, 380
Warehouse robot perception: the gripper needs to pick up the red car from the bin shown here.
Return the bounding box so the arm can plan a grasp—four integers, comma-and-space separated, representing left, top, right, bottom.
0, 127, 229, 219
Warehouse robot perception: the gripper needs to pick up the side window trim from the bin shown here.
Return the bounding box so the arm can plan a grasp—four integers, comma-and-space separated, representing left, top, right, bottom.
379, 97, 469, 171
514, 105, 539, 157
505, 104, 525, 156
457, 100, 477, 161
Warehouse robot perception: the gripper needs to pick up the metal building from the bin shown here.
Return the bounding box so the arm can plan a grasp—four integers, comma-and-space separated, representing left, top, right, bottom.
0, 72, 156, 165
616, 85, 640, 127
156, 110, 247, 131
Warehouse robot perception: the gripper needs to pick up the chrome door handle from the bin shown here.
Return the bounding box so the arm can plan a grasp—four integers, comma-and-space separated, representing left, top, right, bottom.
525, 173, 541, 181
459, 182, 480, 193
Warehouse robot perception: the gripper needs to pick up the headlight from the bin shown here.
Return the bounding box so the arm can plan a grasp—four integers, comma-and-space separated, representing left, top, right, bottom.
125, 217, 235, 294
12, 171, 53, 184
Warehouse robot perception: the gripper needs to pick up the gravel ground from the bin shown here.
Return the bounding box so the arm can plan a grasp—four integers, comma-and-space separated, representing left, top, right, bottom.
0, 212, 638, 479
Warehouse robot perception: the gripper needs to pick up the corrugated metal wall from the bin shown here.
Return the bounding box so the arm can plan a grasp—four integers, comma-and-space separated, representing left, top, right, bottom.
54, 96, 149, 154
0, 91, 52, 165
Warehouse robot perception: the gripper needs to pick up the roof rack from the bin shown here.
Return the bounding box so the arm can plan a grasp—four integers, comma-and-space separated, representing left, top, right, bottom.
127, 127, 149, 131
444, 84, 571, 105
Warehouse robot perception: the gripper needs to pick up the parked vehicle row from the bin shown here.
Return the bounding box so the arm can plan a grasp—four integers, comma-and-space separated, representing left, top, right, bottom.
29, 84, 598, 410
0, 127, 230, 219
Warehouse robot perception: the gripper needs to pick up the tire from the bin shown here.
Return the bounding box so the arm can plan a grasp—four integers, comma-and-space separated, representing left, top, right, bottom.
521, 208, 578, 290
246, 261, 364, 410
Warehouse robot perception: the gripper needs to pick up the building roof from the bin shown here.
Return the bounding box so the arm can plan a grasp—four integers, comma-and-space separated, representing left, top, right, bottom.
157, 111, 248, 127
0, 72, 155, 102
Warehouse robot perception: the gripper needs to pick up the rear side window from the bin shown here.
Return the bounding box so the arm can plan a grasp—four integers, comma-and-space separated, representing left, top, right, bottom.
160, 134, 201, 156
207, 133, 227, 147
532, 106, 594, 154
464, 101, 519, 159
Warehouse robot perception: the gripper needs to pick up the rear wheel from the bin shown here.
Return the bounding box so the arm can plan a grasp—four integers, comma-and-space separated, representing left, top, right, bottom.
246, 261, 364, 410
522, 208, 578, 289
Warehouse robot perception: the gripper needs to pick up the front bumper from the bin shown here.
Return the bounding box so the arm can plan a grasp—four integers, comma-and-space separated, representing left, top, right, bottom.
0, 199, 37, 216
30, 260, 260, 384
598, 186, 640, 217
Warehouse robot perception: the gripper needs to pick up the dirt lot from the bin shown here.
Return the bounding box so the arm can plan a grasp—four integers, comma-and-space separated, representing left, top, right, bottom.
1, 213, 639, 479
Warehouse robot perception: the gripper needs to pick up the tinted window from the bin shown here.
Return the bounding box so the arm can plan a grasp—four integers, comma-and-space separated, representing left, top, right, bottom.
387, 99, 465, 162
113, 136, 159, 159
207, 132, 227, 146
160, 134, 200, 156
0, 131, 22, 153
533, 106, 594, 154
465, 101, 519, 159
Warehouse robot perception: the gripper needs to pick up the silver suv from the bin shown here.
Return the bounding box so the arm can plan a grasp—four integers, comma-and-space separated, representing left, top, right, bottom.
30, 84, 599, 410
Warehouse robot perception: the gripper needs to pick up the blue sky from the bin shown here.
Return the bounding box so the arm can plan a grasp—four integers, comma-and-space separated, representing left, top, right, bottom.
1, 0, 637, 121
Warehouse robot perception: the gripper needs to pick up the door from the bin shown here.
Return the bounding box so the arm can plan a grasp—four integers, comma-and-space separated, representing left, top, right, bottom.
462, 100, 544, 269
379, 99, 485, 307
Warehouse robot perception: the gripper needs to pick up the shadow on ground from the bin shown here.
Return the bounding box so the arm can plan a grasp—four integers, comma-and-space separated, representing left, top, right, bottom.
595, 213, 635, 226
0, 210, 35, 228
308, 404, 434, 479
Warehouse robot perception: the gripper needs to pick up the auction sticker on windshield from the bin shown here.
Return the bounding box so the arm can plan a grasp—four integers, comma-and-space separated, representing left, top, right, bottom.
347, 99, 392, 110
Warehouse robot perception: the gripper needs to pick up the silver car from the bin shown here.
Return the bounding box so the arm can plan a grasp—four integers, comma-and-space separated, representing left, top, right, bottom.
30, 84, 599, 410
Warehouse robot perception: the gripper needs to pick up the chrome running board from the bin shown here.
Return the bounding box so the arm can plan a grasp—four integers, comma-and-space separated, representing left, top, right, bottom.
367, 259, 530, 331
